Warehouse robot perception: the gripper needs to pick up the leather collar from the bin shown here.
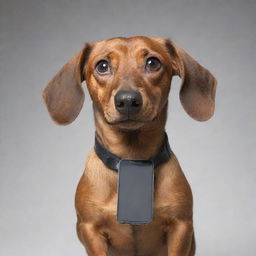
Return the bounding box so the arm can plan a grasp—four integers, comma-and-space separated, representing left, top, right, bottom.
94, 132, 172, 171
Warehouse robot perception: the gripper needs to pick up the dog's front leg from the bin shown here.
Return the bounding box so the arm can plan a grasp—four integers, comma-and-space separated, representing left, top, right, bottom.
166, 220, 195, 256
77, 222, 108, 256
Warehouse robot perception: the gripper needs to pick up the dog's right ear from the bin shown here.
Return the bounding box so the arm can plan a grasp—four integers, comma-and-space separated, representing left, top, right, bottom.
42, 43, 92, 125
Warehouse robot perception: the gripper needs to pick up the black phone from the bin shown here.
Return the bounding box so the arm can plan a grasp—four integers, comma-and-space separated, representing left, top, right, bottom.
117, 159, 154, 225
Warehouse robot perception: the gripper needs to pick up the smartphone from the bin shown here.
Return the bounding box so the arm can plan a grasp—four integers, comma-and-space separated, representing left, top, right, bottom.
117, 159, 154, 225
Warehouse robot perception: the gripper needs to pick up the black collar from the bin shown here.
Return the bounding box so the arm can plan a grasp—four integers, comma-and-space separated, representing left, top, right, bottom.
94, 132, 172, 171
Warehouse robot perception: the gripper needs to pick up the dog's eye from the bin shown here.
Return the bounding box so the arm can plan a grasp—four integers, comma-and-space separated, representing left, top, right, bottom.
95, 60, 111, 75
145, 57, 162, 72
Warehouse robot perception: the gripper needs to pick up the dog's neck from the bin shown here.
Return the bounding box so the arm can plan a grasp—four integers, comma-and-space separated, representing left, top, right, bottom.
93, 104, 168, 159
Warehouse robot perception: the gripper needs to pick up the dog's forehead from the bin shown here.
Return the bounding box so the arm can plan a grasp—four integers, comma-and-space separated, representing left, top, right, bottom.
91, 36, 167, 56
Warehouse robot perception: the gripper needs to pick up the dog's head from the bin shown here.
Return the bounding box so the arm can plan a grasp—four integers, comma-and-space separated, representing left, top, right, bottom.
43, 36, 217, 130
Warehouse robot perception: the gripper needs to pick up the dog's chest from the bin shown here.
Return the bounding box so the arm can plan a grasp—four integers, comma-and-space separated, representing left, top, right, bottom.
76, 180, 170, 255
94, 190, 171, 256
104, 208, 168, 256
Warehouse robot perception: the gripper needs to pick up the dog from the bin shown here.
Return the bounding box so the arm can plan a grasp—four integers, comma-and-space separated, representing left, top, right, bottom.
43, 36, 217, 256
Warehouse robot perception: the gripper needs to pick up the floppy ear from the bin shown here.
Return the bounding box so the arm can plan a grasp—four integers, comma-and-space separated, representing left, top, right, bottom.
42, 43, 91, 125
166, 40, 217, 121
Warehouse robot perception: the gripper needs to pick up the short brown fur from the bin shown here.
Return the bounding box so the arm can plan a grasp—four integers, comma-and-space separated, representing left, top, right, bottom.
43, 36, 217, 256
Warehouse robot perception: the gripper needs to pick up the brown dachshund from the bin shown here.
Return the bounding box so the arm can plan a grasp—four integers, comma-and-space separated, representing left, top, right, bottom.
43, 36, 217, 256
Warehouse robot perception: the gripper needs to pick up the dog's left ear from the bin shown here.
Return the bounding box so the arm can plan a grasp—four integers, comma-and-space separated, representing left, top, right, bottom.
42, 43, 91, 125
165, 39, 217, 121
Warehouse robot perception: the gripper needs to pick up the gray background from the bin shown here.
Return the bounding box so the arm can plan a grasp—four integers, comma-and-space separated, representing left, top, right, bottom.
1, 0, 255, 255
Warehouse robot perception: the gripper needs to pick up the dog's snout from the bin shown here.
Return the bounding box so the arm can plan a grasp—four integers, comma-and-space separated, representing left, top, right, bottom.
114, 90, 142, 115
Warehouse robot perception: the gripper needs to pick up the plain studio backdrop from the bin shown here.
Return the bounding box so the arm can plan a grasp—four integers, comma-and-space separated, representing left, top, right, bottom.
0, 0, 255, 255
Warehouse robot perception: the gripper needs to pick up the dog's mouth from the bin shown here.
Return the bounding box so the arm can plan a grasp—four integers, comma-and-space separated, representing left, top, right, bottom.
105, 115, 158, 127
106, 118, 144, 126
103, 106, 158, 129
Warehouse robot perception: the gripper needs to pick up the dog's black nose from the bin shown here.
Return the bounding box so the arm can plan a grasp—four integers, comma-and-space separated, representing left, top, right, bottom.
114, 90, 142, 115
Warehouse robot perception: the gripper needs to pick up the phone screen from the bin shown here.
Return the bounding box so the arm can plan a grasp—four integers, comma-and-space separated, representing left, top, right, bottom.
117, 159, 154, 225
